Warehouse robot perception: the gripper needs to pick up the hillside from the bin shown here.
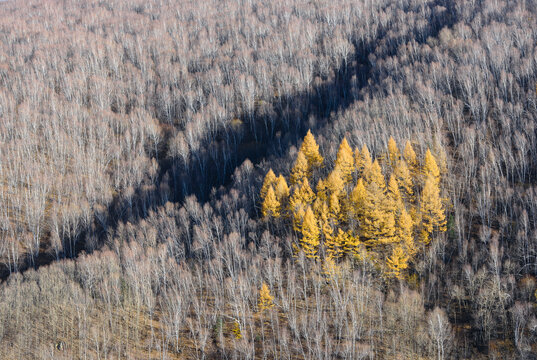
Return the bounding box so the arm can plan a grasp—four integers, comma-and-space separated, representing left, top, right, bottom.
1, 0, 537, 358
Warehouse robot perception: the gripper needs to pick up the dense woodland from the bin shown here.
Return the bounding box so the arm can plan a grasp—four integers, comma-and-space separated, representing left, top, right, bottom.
1, 0, 537, 358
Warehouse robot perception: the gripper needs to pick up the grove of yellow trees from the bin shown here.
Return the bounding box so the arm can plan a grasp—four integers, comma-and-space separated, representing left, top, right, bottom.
260, 132, 447, 280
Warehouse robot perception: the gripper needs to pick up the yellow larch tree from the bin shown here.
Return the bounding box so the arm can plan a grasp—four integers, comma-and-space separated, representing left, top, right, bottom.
356, 144, 373, 175
343, 232, 362, 257
290, 150, 310, 185
328, 192, 341, 222
300, 206, 320, 259
419, 174, 446, 244
386, 245, 409, 280
290, 178, 315, 231
262, 186, 280, 218
351, 178, 367, 221
232, 320, 242, 339
361, 181, 396, 247
274, 174, 290, 204
325, 169, 345, 196
397, 207, 416, 258
334, 137, 354, 182
325, 228, 347, 260
387, 174, 404, 214
289, 178, 315, 211
423, 148, 440, 186
403, 140, 418, 176
260, 169, 277, 201
258, 282, 274, 311
364, 160, 386, 191
387, 136, 400, 167
394, 160, 414, 202
300, 130, 324, 168
315, 179, 328, 202
318, 201, 334, 244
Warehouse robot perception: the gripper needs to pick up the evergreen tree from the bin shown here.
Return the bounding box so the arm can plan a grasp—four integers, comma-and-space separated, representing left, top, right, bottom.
386, 245, 409, 280
260, 169, 277, 201
290, 150, 310, 185
300, 206, 320, 259
258, 282, 274, 311
300, 130, 323, 168
419, 174, 446, 244
262, 186, 280, 218
334, 137, 354, 182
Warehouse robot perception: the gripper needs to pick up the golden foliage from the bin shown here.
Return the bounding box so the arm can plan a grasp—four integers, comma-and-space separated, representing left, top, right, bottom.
258, 282, 274, 311
334, 137, 354, 182
262, 185, 280, 218
300, 206, 320, 259
300, 129, 324, 168
290, 150, 310, 185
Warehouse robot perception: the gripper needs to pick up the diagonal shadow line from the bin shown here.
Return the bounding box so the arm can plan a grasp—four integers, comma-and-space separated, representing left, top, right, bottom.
0, 0, 456, 282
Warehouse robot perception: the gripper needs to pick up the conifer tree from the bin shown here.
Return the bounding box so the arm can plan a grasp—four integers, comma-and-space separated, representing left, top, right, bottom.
419, 174, 446, 244
397, 207, 416, 257
325, 169, 345, 196
357, 144, 373, 174
325, 228, 347, 260
260, 169, 277, 201
403, 140, 418, 176
232, 320, 242, 339
334, 137, 354, 182
387, 136, 400, 167
319, 201, 334, 244
290, 150, 310, 185
394, 160, 414, 201
262, 186, 280, 218
362, 181, 396, 246
387, 174, 404, 213
423, 148, 440, 186
354, 147, 361, 172
316, 178, 328, 201
258, 282, 274, 311
343, 232, 362, 257
274, 174, 290, 202
351, 178, 367, 221
300, 206, 320, 259
300, 130, 323, 168
364, 160, 386, 191
290, 178, 315, 211
386, 245, 409, 280
328, 192, 341, 222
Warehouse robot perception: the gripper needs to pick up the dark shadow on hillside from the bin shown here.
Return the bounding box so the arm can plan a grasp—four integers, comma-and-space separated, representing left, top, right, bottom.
0, 0, 457, 282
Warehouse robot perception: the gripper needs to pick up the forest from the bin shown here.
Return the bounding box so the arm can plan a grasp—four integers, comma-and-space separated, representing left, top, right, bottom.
0, 0, 536, 358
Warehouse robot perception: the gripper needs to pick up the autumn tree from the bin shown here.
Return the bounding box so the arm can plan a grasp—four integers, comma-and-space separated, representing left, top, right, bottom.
387, 137, 400, 167
334, 137, 354, 182
258, 283, 274, 311
260, 169, 277, 201
300, 130, 323, 168
262, 186, 280, 218
290, 151, 310, 185
423, 148, 440, 186
419, 174, 446, 244
299, 206, 320, 259
386, 246, 409, 280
